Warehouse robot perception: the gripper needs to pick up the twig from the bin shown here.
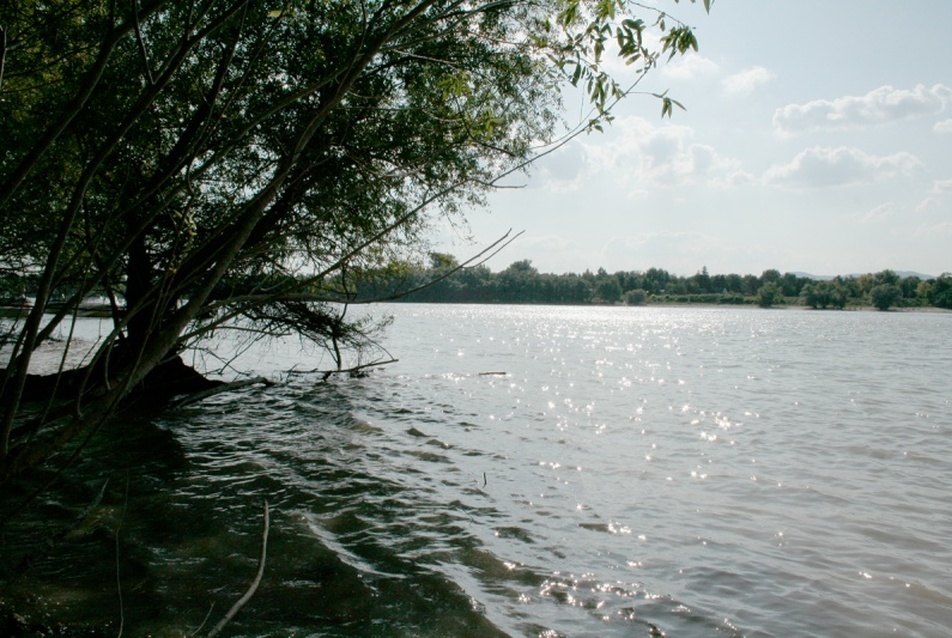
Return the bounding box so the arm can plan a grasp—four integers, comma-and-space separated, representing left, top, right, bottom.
131, 0, 155, 85
317, 358, 398, 380
169, 376, 272, 409
189, 603, 216, 637
116, 474, 130, 637
207, 500, 270, 638
0, 27, 6, 94
14, 479, 108, 575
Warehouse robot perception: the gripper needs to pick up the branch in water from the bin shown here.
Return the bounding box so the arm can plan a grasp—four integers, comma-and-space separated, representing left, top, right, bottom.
207, 500, 270, 638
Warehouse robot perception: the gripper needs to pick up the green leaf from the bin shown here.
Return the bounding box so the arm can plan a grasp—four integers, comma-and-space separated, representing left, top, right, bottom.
659, 95, 687, 118
596, 0, 617, 20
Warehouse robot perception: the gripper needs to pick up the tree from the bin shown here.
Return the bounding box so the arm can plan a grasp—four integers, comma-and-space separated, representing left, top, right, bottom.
741, 274, 760, 296
761, 268, 781, 285
616, 270, 644, 294
429, 253, 460, 272
870, 284, 902, 311
781, 272, 804, 297
800, 281, 846, 309
0, 0, 708, 482
497, 259, 541, 302
873, 269, 901, 287
624, 288, 648, 306
643, 267, 671, 295
691, 266, 712, 294
854, 273, 876, 297
899, 275, 921, 303
724, 273, 744, 294
929, 274, 952, 309
593, 273, 622, 304
757, 282, 781, 308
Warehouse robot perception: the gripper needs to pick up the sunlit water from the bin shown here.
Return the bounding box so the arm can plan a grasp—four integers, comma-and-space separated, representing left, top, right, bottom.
4, 305, 952, 637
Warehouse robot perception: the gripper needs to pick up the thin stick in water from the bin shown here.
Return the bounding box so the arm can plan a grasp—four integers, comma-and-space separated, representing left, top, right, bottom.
207, 500, 270, 638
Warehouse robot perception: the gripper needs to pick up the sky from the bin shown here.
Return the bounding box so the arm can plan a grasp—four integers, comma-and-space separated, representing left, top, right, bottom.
434, 0, 952, 278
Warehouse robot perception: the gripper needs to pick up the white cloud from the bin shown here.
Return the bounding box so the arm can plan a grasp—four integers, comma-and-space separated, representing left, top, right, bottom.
913, 221, 952, 238
722, 66, 775, 95
764, 146, 924, 189
709, 170, 756, 189
859, 202, 896, 223
518, 233, 573, 249
916, 179, 952, 212
935, 119, 952, 133
773, 84, 952, 134
532, 141, 588, 192
662, 53, 719, 80
915, 196, 941, 212
588, 116, 742, 188
933, 179, 952, 194
604, 231, 716, 274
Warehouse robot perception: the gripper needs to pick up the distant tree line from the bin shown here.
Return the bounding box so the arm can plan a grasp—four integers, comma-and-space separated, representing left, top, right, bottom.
339, 254, 952, 311
4, 257, 950, 313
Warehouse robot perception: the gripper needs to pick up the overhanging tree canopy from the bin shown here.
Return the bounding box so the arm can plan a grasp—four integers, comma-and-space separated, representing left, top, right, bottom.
0, 0, 707, 481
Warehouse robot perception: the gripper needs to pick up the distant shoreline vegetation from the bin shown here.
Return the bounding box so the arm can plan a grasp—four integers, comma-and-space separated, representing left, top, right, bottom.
4, 256, 950, 314
347, 255, 952, 311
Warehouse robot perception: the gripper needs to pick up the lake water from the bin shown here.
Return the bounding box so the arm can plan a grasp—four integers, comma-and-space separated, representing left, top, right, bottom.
4, 304, 952, 637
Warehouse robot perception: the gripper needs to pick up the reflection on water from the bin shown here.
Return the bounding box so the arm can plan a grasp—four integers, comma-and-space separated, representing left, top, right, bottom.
3, 305, 952, 636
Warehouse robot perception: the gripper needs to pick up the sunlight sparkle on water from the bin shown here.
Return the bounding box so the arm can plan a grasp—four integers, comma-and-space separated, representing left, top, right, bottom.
158, 305, 952, 637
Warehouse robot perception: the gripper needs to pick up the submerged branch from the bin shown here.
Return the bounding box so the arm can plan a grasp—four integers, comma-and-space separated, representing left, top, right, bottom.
207, 500, 270, 638
12, 479, 109, 575
169, 376, 272, 409
314, 357, 398, 380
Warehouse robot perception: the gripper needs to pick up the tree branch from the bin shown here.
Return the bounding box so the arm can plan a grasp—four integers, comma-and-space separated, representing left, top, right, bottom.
206, 500, 270, 638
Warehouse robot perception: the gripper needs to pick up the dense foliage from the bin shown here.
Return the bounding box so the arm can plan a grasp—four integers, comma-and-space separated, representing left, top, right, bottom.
346, 256, 952, 310
0, 0, 707, 482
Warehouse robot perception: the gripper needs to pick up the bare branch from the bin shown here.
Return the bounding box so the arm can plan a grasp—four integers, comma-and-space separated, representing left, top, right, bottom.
207, 500, 270, 638
132, 0, 155, 85
0, 26, 6, 94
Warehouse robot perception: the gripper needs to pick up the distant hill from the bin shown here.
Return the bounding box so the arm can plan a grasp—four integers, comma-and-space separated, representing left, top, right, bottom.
790, 271, 937, 281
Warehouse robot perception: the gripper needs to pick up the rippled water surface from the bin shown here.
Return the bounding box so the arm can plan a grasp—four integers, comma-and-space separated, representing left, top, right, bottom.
6, 305, 952, 636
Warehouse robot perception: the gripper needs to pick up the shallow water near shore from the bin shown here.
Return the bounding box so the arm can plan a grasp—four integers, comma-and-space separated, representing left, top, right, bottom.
4, 304, 952, 636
